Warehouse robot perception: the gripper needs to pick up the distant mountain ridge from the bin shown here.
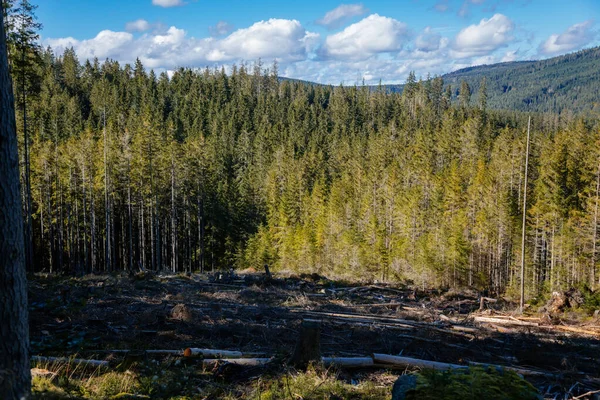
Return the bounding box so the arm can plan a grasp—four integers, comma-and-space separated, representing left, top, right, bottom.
284, 46, 600, 115
443, 46, 600, 114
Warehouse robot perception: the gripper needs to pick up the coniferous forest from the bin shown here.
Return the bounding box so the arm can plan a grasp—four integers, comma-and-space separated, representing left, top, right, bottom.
10, 44, 600, 298
6, 1, 600, 399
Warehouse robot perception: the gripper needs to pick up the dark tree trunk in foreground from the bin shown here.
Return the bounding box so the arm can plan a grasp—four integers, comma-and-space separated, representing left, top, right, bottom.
0, 2, 31, 397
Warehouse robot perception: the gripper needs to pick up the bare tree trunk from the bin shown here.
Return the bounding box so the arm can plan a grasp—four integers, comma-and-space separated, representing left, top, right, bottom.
171, 155, 176, 273
90, 174, 96, 273
0, 6, 31, 395
127, 160, 133, 274
520, 117, 531, 312
82, 165, 89, 273
592, 162, 600, 288
103, 108, 111, 272
197, 185, 204, 273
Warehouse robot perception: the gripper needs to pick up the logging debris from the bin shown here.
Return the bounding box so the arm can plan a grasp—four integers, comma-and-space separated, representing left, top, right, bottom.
28, 273, 600, 399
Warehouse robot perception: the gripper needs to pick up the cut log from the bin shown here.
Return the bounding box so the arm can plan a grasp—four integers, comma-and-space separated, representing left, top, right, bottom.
31, 356, 109, 368
372, 353, 556, 377
184, 348, 243, 358
290, 319, 321, 368
550, 325, 600, 336
202, 358, 271, 367
473, 316, 538, 327
373, 353, 468, 371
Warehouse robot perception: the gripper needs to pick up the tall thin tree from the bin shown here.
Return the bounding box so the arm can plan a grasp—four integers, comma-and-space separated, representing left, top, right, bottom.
520, 116, 531, 312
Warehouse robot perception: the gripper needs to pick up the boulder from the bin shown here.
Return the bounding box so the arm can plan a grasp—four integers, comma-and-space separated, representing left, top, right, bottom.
391, 374, 417, 400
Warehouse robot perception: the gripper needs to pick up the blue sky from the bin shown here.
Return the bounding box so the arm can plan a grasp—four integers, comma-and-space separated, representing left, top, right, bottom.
37, 0, 600, 84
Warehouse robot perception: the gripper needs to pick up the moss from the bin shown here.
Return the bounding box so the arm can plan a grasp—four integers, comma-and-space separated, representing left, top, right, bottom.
405, 367, 541, 400
31, 376, 75, 399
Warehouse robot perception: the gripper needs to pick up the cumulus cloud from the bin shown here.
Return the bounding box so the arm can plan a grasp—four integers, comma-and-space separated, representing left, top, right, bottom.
213, 19, 318, 62
125, 19, 151, 32
46, 30, 135, 60
451, 14, 514, 58
45, 19, 318, 69
209, 21, 234, 37
539, 20, 596, 55
501, 49, 518, 62
415, 27, 444, 52
152, 0, 184, 7
44, 12, 529, 86
320, 14, 409, 60
316, 4, 368, 29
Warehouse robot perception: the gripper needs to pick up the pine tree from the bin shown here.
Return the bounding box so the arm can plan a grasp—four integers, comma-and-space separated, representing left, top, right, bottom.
6, 0, 41, 273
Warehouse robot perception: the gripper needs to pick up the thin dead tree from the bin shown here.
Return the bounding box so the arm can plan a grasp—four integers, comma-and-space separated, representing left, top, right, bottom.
520, 116, 531, 312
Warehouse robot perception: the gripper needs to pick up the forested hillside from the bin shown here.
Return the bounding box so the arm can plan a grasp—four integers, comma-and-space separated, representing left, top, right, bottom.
384, 46, 600, 115
10, 43, 600, 299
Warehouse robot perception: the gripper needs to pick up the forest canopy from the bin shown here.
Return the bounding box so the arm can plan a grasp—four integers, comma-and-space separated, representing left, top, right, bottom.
8, 38, 600, 299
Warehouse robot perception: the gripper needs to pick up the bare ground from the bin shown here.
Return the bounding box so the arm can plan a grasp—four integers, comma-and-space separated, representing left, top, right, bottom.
28, 272, 600, 399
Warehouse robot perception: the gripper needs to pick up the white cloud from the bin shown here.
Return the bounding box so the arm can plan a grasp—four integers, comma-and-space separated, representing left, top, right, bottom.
44, 13, 529, 86
126, 19, 151, 32
501, 49, 518, 62
215, 19, 318, 62
540, 20, 596, 55
45, 19, 318, 69
152, 0, 184, 7
451, 14, 514, 58
316, 4, 368, 29
209, 21, 234, 37
415, 27, 443, 52
46, 30, 134, 60
321, 14, 409, 60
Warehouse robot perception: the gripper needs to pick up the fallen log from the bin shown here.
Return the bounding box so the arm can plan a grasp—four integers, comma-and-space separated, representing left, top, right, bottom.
202, 358, 271, 367
473, 316, 539, 327
373, 353, 467, 371
295, 309, 475, 339
372, 354, 556, 377
548, 325, 600, 337
31, 356, 109, 368
184, 348, 243, 358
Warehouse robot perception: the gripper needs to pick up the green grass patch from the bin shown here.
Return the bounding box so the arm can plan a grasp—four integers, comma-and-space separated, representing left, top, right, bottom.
405, 367, 541, 400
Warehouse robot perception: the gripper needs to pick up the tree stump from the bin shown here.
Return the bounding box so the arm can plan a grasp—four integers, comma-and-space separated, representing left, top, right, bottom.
264, 264, 272, 281
290, 319, 321, 369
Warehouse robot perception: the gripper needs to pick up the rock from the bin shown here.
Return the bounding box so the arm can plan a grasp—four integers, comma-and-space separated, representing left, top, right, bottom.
391, 374, 418, 400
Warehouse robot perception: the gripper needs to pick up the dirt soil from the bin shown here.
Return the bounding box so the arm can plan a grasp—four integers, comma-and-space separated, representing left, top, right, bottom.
28, 272, 600, 399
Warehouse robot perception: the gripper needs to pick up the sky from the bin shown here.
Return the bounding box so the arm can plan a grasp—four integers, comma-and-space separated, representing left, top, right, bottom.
36, 0, 600, 85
